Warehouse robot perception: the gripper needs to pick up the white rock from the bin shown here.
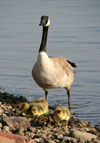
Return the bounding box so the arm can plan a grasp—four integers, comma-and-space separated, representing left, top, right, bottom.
0, 123, 2, 128
71, 129, 97, 141
3, 126, 10, 132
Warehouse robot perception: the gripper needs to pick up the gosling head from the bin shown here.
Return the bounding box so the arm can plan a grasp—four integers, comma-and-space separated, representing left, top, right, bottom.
31, 107, 38, 116
55, 108, 62, 117
39, 16, 50, 27
53, 108, 62, 121
21, 103, 30, 110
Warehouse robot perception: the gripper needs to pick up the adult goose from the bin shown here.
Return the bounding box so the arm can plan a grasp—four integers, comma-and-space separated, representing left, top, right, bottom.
32, 16, 77, 104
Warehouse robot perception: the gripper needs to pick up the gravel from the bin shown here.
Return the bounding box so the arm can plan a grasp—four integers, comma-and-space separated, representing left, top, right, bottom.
0, 92, 100, 143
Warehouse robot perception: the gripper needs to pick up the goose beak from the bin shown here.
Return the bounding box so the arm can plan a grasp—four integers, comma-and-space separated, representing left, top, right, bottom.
39, 20, 44, 26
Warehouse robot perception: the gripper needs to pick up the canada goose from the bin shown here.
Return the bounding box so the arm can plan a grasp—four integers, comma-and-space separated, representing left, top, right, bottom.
32, 16, 77, 104
53, 105, 71, 121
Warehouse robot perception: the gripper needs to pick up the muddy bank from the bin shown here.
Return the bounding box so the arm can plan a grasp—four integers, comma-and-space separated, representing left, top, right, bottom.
0, 92, 100, 143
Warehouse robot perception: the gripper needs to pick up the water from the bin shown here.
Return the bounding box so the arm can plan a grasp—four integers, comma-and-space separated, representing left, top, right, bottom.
0, 0, 100, 126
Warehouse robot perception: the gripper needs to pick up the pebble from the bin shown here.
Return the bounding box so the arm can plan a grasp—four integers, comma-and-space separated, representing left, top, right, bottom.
48, 139, 56, 143
3, 126, 10, 133
0, 108, 4, 115
0, 123, 2, 128
28, 127, 36, 133
18, 127, 24, 135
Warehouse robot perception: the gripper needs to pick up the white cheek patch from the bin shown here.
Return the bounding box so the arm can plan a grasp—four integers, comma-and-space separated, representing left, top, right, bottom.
45, 18, 50, 26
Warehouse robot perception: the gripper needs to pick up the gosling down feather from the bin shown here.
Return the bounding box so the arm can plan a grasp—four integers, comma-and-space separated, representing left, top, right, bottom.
21, 102, 33, 116
21, 98, 49, 116
32, 16, 77, 104
53, 105, 71, 121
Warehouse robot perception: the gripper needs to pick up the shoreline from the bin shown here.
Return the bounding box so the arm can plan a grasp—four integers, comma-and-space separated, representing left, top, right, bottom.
0, 92, 100, 143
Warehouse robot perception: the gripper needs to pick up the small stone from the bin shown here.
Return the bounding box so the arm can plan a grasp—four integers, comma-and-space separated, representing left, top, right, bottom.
28, 127, 36, 133
91, 138, 100, 143
0, 108, 3, 115
22, 112, 26, 117
3, 113, 7, 117
0, 123, 2, 128
41, 134, 47, 140
56, 134, 63, 139
3, 126, 10, 133
82, 121, 89, 127
18, 127, 24, 135
27, 139, 36, 143
48, 139, 56, 143
7, 106, 12, 110
47, 133, 52, 138
34, 138, 43, 143
62, 137, 71, 142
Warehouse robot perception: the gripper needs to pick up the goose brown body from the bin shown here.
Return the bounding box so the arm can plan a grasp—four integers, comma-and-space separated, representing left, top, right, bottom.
32, 53, 74, 90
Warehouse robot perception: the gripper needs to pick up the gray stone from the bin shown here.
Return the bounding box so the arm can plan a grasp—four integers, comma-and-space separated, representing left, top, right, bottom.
29, 127, 36, 133
71, 129, 97, 141
48, 139, 56, 143
2, 113, 7, 117
18, 127, 24, 135
56, 134, 63, 139
62, 137, 72, 142
3, 126, 10, 132
0, 107, 3, 115
0, 123, 2, 128
2, 116, 30, 130
91, 138, 100, 143
82, 121, 89, 127
7, 106, 12, 110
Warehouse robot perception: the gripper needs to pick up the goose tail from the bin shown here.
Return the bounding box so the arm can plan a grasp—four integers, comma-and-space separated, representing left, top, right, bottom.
66, 59, 77, 67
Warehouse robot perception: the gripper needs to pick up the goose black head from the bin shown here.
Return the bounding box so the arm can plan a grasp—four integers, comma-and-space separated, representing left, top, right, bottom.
39, 16, 50, 27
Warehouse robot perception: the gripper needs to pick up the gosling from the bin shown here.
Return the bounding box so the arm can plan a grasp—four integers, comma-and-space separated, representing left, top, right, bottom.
21, 98, 49, 116
32, 98, 48, 109
31, 103, 49, 117
53, 105, 71, 121
21, 102, 33, 116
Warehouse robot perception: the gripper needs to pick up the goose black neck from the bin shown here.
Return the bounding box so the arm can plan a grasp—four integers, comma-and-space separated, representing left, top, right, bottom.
39, 26, 49, 53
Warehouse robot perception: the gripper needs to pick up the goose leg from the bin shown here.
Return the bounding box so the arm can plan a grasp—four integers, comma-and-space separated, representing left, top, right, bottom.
44, 90, 49, 101
67, 89, 70, 104
65, 88, 71, 104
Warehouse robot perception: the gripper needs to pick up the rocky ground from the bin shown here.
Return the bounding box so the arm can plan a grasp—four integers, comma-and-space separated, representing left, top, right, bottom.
0, 92, 100, 143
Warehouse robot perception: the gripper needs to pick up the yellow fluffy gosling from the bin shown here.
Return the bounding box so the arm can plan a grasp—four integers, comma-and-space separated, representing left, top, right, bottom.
21, 102, 33, 116
32, 98, 48, 109
21, 98, 49, 116
53, 105, 71, 121
31, 102, 49, 117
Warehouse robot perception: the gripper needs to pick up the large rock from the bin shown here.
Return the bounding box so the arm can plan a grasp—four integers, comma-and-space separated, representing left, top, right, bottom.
0, 132, 27, 143
0, 132, 36, 143
71, 129, 97, 141
0, 136, 16, 143
2, 116, 30, 130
